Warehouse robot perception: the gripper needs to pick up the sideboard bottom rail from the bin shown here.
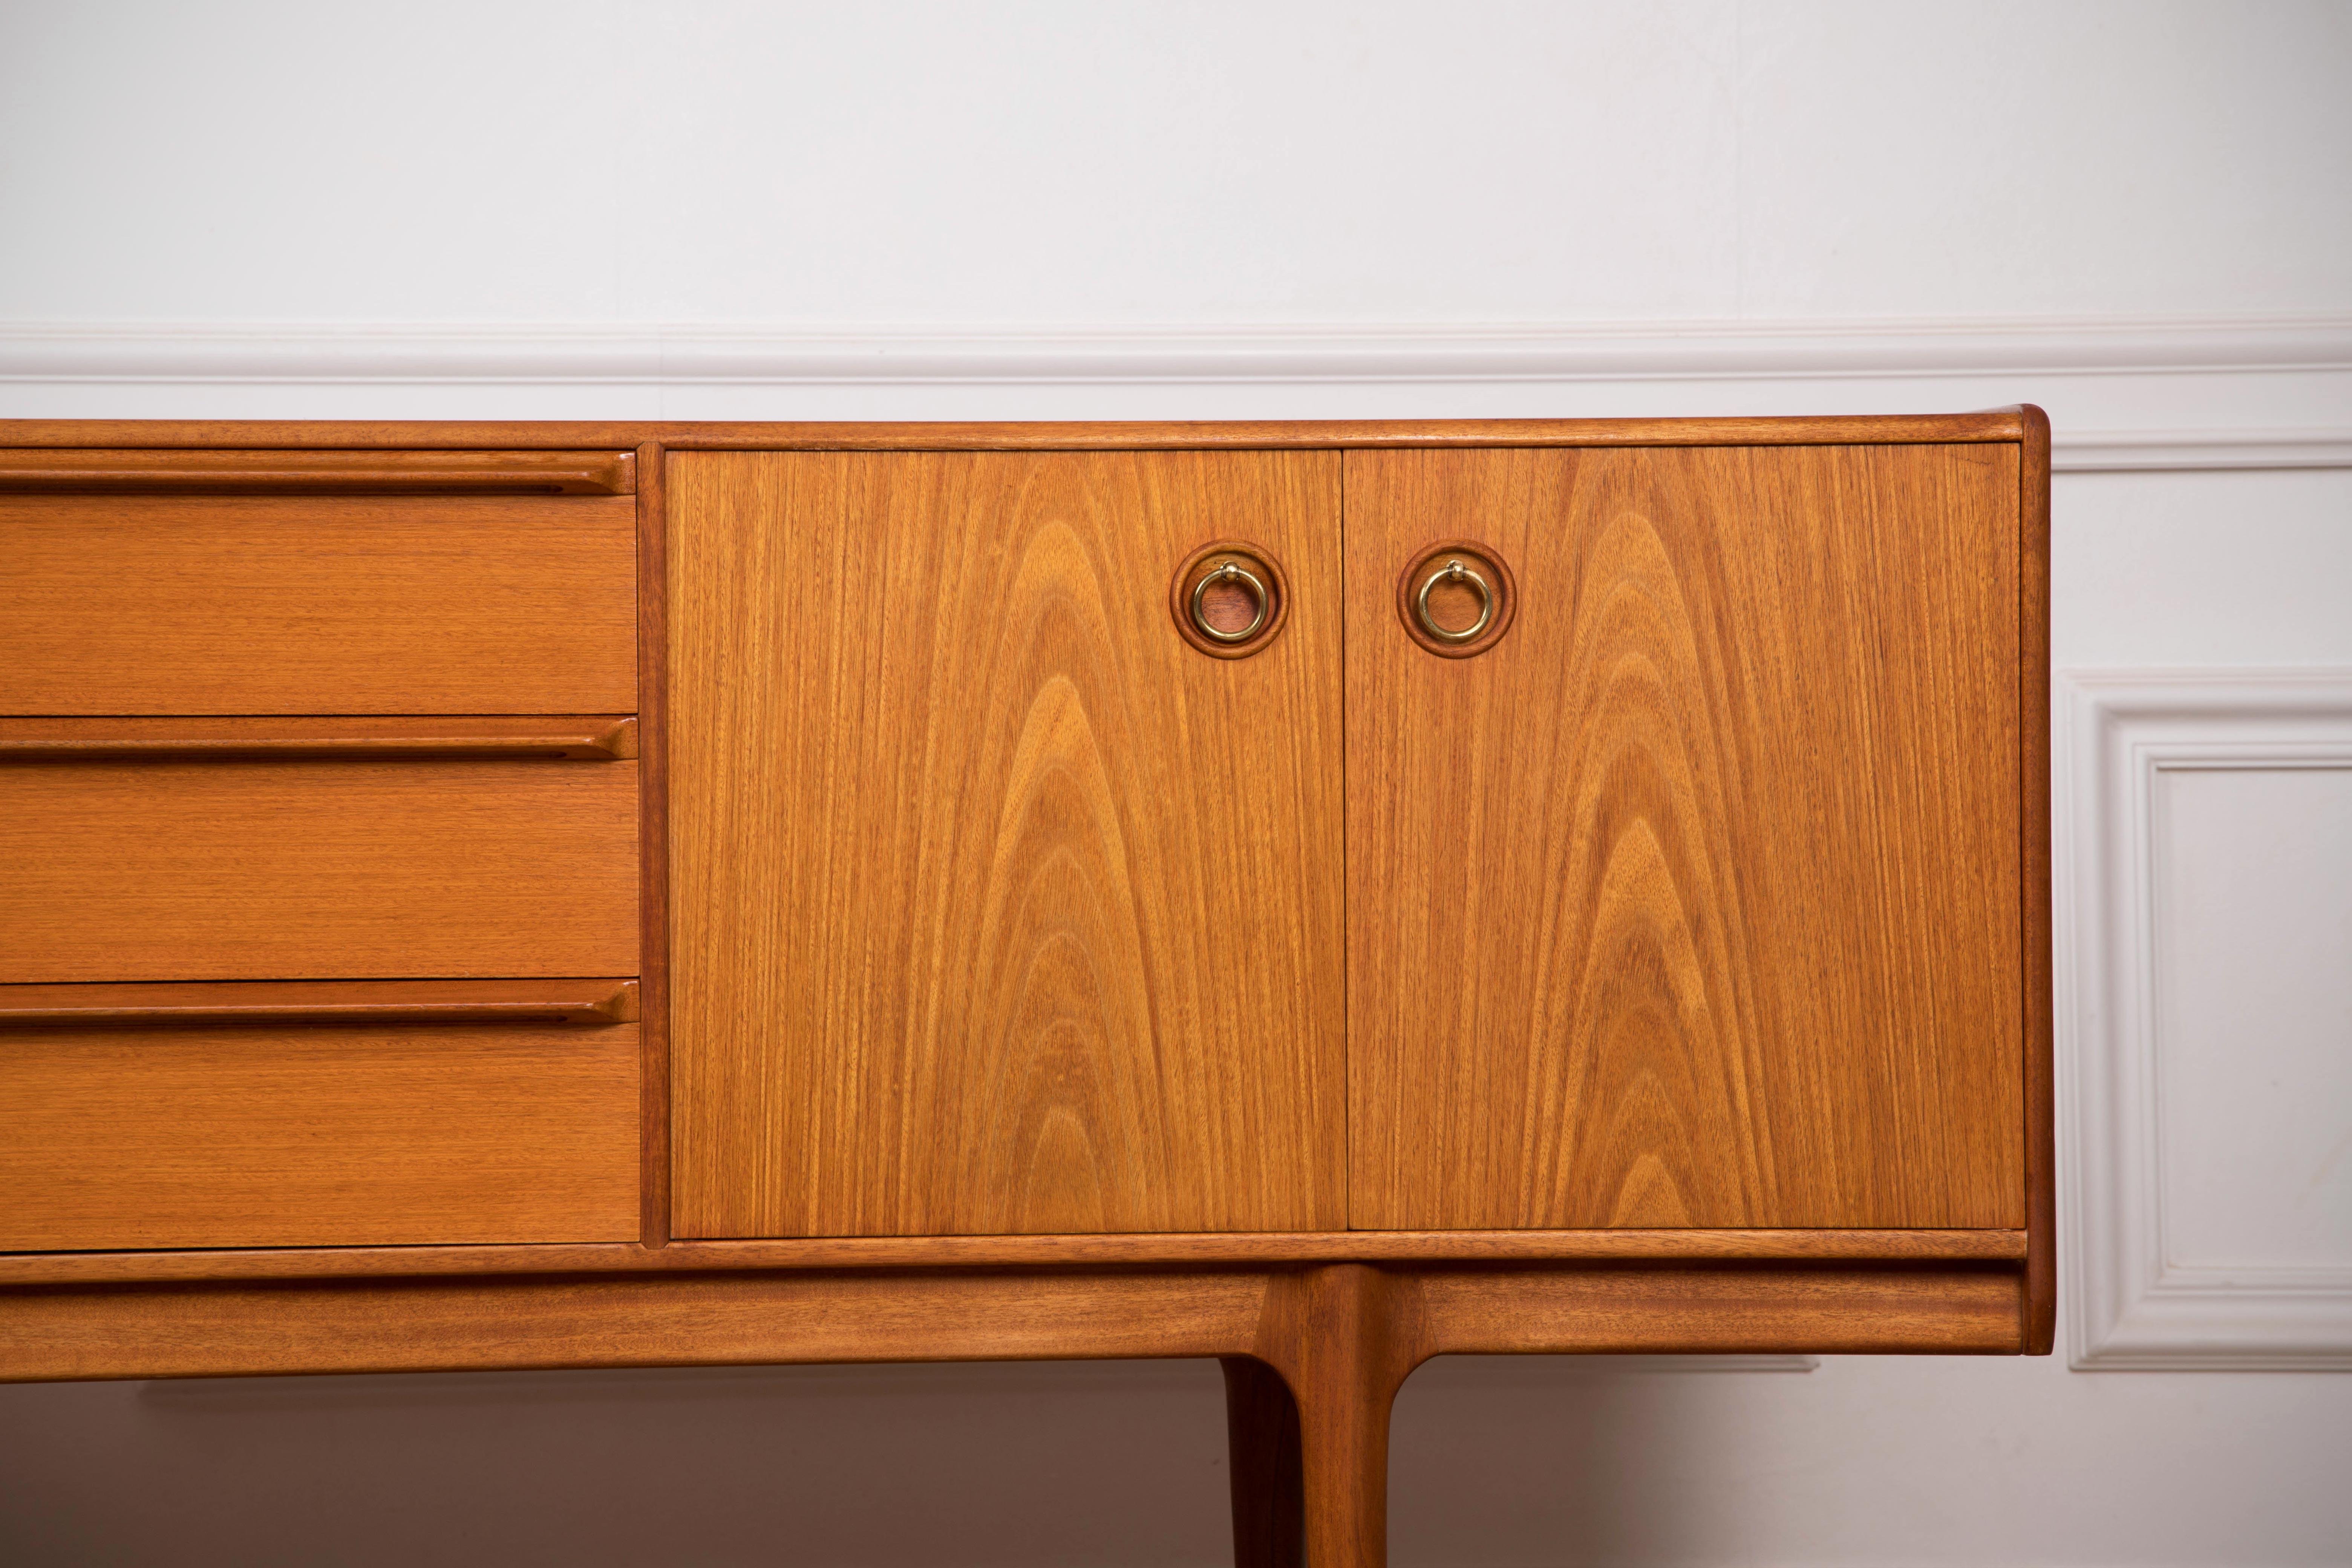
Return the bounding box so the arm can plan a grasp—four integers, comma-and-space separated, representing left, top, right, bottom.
2, 1260, 2021, 1568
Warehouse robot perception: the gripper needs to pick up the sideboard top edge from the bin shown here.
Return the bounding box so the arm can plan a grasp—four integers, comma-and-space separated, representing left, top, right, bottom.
0, 411, 2034, 451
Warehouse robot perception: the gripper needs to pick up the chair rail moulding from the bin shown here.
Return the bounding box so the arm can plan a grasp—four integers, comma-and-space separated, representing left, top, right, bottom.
2059, 670, 2352, 1370
1, 316, 2347, 470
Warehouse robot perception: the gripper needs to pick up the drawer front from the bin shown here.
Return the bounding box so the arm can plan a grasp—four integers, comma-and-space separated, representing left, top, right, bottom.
0, 997, 640, 1250
0, 757, 639, 982
0, 490, 636, 714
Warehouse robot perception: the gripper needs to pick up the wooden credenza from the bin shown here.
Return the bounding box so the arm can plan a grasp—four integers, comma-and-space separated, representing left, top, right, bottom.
0, 413, 2053, 1566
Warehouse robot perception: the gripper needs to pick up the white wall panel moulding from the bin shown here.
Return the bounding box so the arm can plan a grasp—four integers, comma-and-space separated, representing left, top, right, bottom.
2, 315, 2349, 470
2052, 429, 2352, 472
2060, 672, 2352, 1370
5, 314, 2348, 383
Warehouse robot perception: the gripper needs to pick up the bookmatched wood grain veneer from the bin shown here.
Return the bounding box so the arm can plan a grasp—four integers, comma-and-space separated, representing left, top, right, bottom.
1347, 444, 2024, 1231
668, 450, 1346, 1238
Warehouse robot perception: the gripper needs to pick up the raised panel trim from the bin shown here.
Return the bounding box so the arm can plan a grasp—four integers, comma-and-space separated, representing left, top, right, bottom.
2059, 670, 2352, 1368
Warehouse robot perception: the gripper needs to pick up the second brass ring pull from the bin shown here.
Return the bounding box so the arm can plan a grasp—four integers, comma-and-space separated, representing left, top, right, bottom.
1190, 560, 1269, 643
1414, 559, 1494, 643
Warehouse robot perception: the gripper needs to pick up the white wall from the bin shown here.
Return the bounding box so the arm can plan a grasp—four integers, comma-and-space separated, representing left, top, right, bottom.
3, 3, 2349, 1563
5, 0, 2349, 326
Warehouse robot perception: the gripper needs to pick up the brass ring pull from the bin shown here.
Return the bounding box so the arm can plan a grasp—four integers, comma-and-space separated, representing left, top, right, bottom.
1189, 559, 1269, 643
1414, 559, 1494, 644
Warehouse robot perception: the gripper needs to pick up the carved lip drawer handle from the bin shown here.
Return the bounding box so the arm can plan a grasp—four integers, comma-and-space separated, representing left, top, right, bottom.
0, 979, 640, 1030
1189, 559, 1269, 643
0, 449, 638, 495
1414, 559, 1494, 644
0, 717, 637, 762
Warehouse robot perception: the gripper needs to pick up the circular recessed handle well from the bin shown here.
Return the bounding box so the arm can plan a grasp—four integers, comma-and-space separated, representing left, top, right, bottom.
1396, 540, 1516, 657
1190, 559, 1269, 643
1170, 542, 1289, 658
1413, 559, 1493, 644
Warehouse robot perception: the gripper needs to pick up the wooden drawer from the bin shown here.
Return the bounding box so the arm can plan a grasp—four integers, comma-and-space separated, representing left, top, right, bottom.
0, 721, 639, 983
0, 980, 640, 1250
0, 450, 637, 715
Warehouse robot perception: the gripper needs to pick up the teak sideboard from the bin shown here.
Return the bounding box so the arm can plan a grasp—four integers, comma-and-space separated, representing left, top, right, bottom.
0, 412, 2053, 1567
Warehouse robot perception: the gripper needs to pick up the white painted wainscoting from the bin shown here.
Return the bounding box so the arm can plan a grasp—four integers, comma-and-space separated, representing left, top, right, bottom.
2061, 674, 2352, 1369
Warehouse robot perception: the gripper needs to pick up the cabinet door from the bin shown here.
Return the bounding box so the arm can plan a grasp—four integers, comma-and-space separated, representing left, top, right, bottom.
671, 451, 1343, 1237
1348, 445, 2024, 1230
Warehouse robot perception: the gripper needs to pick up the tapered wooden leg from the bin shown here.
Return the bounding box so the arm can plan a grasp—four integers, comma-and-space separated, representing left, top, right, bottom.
1220, 1355, 1304, 1568
1250, 1265, 1430, 1568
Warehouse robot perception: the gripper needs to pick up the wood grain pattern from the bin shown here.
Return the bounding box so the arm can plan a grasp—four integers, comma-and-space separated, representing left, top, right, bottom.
0, 715, 635, 760
670, 450, 1344, 1237
1348, 444, 2025, 1230
1229, 1257, 2023, 1568
0, 412, 2030, 451
0, 411, 2054, 1465
0, 1228, 2027, 1288
0, 978, 639, 1029
0, 448, 634, 493
0, 492, 635, 714
1222, 1355, 1306, 1568
1414, 1263, 2024, 1354
0, 1268, 1273, 1383
2017, 406, 2057, 1352
1249, 1265, 1427, 1568
0, 758, 639, 982
0, 1019, 639, 1251
0, 1259, 2017, 1384
636, 441, 672, 1247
